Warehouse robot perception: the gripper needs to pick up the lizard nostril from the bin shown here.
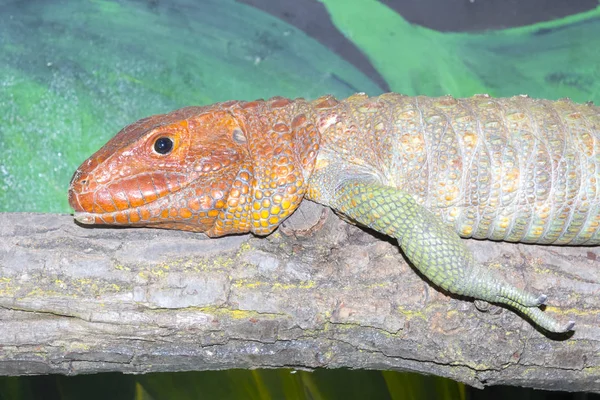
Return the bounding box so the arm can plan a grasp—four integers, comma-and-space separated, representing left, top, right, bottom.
77, 173, 92, 187
72, 173, 91, 191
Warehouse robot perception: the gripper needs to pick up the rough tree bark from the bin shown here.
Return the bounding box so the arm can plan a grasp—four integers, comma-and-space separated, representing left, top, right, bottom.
0, 202, 598, 392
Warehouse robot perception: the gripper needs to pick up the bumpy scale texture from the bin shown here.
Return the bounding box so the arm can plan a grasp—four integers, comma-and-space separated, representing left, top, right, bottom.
69, 93, 600, 333
309, 93, 600, 245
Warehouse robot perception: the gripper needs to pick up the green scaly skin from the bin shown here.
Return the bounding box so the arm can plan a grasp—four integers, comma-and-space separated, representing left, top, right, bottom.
312, 178, 574, 333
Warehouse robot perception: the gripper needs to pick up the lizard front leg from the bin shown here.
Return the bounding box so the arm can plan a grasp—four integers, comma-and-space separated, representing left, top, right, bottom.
308, 169, 574, 333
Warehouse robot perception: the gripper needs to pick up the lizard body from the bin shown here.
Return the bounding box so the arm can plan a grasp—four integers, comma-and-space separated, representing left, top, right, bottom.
68, 93, 600, 334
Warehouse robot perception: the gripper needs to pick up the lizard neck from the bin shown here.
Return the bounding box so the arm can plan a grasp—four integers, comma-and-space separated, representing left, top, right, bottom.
208, 97, 322, 236
305, 94, 384, 206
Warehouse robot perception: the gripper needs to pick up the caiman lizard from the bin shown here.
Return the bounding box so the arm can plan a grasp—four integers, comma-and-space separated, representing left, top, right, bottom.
68, 93, 600, 334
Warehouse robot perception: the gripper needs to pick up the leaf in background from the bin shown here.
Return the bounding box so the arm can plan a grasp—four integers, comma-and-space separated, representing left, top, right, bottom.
136, 369, 462, 400
321, 0, 600, 102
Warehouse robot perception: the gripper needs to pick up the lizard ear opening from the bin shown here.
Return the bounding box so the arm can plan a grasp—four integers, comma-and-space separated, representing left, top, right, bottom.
232, 128, 247, 144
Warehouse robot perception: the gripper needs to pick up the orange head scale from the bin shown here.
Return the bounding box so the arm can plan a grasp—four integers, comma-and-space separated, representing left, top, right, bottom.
68, 97, 321, 237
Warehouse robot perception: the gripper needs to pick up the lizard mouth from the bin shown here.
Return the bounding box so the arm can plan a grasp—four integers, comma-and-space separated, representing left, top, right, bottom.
71, 206, 155, 225
68, 165, 242, 233
72, 209, 144, 226
68, 170, 195, 226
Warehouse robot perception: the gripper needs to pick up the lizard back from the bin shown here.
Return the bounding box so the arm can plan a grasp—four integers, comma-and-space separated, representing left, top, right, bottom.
311, 93, 600, 245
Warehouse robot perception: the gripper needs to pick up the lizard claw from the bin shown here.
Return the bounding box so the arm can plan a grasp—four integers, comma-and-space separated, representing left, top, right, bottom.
562, 321, 576, 332
536, 294, 547, 306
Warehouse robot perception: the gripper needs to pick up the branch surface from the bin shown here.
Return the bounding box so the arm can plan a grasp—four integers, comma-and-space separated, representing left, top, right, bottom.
0, 204, 598, 392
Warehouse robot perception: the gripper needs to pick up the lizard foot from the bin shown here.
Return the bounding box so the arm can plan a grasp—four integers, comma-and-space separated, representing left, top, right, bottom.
512, 303, 576, 333
475, 293, 571, 333
496, 292, 547, 307
494, 284, 549, 307
474, 278, 572, 333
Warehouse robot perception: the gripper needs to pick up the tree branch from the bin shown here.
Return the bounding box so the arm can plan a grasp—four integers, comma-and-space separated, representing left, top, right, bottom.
0, 203, 598, 392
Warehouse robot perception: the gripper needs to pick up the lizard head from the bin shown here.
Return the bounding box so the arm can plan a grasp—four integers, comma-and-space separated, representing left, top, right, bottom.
68, 98, 320, 236
68, 104, 252, 235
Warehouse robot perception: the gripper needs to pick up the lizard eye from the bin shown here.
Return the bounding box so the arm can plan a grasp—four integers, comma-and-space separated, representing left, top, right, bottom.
153, 137, 174, 155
